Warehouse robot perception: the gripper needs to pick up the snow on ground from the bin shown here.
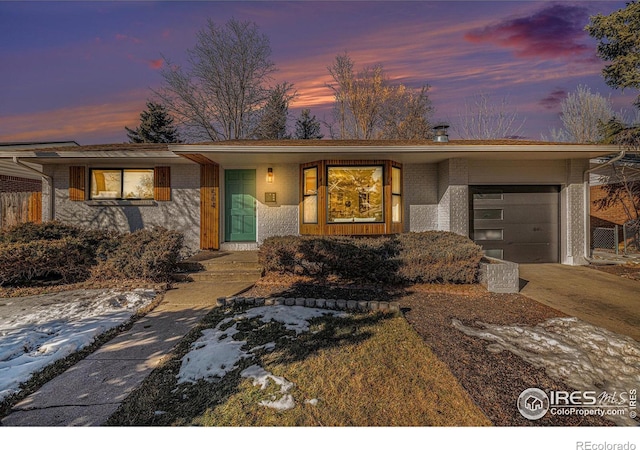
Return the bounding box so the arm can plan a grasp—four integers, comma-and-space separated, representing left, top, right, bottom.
177, 305, 347, 410
453, 316, 640, 426
0, 289, 156, 402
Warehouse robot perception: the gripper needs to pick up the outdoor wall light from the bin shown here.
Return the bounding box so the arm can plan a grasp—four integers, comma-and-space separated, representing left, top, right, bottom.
267, 167, 274, 184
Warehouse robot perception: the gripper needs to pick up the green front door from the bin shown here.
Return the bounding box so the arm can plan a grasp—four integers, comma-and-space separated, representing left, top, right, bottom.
225, 169, 256, 242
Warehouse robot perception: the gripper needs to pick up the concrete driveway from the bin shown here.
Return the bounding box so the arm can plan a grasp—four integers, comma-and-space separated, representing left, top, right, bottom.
519, 264, 640, 341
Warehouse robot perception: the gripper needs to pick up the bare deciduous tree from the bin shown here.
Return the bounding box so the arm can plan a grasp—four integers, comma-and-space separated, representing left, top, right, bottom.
558, 85, 614, 143
455, 92, 525, 140
153, 18, 278, 142
326, 52, 433, 140
379, 85, 434, 140
594, 127, 640, 223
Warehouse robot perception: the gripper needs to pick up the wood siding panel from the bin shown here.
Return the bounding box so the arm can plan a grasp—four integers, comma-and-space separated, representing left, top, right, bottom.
154, 166, 171, 201
299, 159, 403, 236
28, 192, 42, 224
200, 163, 220, 250
1, 192, 40, 229
69, 166, 86, 201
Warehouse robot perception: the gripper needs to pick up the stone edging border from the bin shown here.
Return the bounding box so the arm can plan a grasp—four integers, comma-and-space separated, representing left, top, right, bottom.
217, 296, 401, 313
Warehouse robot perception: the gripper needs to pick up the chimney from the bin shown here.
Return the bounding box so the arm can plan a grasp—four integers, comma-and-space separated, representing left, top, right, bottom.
433, 123, 449, 143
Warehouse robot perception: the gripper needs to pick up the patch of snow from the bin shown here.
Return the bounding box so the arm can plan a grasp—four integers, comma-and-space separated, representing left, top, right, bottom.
176, 305, 348, 409
453, 317, 640, 426
241, 364, 294, 392
241, 364, 296, 410
305, 398, 319, 406
260, 394, 295, 411
250, 342, 277, 353
176, 322, 248, 384
0, 289, 156, 402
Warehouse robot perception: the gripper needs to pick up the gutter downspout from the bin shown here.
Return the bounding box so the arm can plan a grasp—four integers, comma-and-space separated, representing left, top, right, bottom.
11, 157, 54, 221
582, 148, 626, 263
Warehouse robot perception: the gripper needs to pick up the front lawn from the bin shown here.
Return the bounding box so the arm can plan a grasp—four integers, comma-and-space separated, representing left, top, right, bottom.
106, 304, 490, 426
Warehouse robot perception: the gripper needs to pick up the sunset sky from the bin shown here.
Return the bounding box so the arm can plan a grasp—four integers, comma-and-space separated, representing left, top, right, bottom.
1, 0, 638, 144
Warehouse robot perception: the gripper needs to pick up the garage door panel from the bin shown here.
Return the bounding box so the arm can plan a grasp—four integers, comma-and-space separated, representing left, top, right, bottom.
476, 224, 558, 244
471, 185, 559, 263
476, 206, 557, 224
479, 243, 555, 264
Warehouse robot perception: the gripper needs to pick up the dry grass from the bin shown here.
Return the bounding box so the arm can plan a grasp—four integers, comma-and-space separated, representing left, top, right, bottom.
107, 305, 490, 427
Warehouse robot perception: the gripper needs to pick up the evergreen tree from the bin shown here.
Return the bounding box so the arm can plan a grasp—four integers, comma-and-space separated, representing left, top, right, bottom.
294, 109, 323, 139
253, 82, 295, 140
587, 2, 640, 108
126, 101, 180, 143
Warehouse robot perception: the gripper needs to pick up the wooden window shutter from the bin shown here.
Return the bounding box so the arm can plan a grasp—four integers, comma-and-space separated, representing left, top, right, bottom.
69, 166, 86, 201
154, 166, 171, 201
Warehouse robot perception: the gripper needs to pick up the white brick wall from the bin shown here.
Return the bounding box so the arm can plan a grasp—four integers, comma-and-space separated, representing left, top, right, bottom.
44, 164, 201, 252
254, 163, 300, 243
563, 159, 589, 264
403, 163, 439, 232
437, 159, 469, 235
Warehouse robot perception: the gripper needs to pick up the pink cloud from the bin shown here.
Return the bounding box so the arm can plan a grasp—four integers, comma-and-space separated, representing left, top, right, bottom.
115, 33, 142, 44
0, 93, 148, 144
148, 59, 163, 70
539, 89, 567, 110
465, 4, 594, 60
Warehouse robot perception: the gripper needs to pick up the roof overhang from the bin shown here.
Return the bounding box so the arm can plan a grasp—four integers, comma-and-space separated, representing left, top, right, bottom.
0, 141, 623, 166
170, 143, 621, 165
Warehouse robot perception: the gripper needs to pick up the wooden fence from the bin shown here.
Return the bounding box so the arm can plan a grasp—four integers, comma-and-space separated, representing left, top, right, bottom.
0, 192, 42, 230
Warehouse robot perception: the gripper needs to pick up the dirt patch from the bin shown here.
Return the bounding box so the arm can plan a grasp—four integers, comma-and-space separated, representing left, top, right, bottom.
246, 276, 614, 426
588, 263, 640, 281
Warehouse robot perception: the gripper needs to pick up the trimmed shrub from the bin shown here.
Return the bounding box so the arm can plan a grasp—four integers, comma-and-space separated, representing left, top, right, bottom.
2, 221, 95, 243
259, 232, 483, 285
260, 235, 400, 283
93, 227, 184, 282
0, 222, 185, 286
0, 221, 119, 261
396, 232, 483, 284
0, 238, 94, 286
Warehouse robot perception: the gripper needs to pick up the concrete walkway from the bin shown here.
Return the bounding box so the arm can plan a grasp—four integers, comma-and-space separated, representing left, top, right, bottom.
1, 251, 260, 426
519, 264, 640, 341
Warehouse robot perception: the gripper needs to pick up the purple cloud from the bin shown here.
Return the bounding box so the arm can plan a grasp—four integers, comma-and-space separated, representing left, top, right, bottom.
539, 89, 567, 109
465, 4, 593, 60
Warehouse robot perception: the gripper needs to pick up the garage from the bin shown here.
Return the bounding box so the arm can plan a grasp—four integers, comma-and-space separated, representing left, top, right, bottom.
470, 185, 560, 263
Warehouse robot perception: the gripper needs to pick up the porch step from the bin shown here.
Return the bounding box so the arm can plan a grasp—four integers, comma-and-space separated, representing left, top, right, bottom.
172, 250, 262, 284
185, 271, 262, 283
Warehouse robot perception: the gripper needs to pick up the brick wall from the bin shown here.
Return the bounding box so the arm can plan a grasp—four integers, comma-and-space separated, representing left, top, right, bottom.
0, 175, 42, 193
590, 184, 636, 227
44, 164, 201, 252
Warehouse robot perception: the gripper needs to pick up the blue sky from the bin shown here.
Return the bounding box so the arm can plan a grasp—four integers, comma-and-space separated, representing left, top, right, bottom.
0, 1, 637, 144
